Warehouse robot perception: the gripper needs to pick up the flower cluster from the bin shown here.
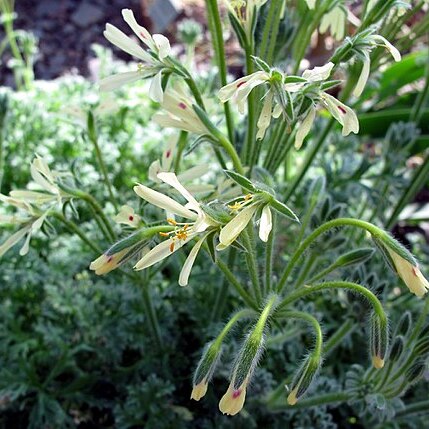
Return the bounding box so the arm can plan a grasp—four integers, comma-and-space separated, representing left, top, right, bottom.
0, 156, 67, 257
100, 9, 172, 102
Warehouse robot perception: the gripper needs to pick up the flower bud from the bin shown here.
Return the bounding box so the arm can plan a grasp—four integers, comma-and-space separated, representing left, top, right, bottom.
373, 236, 429, 298
389, 336, 404, 362
219, 330, 264, 415
191, 341, 222, 401
332, 248, 374, 269
413, 336, 429, 357
287, 354, 321, 405
405, 361, 427, 385
394, 311, 412, 337
369, 312, 389, 369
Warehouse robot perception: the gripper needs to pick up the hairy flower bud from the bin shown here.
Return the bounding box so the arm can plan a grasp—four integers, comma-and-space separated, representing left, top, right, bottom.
370, 312, 389, 369
394, 311, 412, 337
191, 341, 222, 401
405, 361, 427, 385
389, 336, 404, 362
287, 354, 321, 405
219, 330, 264, 416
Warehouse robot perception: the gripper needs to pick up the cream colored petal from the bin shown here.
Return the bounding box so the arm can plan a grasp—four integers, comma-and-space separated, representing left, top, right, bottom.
148, 160, 163, 182
0, 225, 31, 258
99, 71, 144, 91
134, 183, 197, 220
256, 92, 274, 140
320, 92, 359, 136
30, 158, 58, 194
353, 52, 371, 97
134, 234, 195, 270
219, 382, 247, 416
219, 204, 259, 247
191, 380, 208, 401
295, 106, 316, 149
114, 205, 140, 227
372, 35, 401, 62
157, 172, 200, 213
302, 62, 335, 82
104, 23, 152, 62
152, 34, 171, 59
178, 234, 208, 286
149, 70, 164, 102
259, 205, 272, 242
121, 8, 155, 49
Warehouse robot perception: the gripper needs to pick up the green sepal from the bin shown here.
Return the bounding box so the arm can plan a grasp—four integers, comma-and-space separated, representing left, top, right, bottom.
87, 110, 97, 143
228, 12, 247, 49
106, 230, 149, 256
389, 336, 404, 362
284, 76, 307, 84
252, 55, 271, 73
200, 202, 231, 224
270, 199, 299, 223
369, 311, 389, 363
405, 361, 426, 385
224, 170, 259, 193
206, 231, 217, 263
320, 80, 342, 91
333, 248, 375, 268
290, 353, 320, 399
193, 341, 222, 386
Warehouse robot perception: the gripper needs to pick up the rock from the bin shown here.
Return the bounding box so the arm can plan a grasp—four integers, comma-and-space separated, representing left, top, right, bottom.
71, 3, 104, 27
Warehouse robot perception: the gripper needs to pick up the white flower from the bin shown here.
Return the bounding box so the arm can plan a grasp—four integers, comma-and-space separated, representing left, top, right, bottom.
0, 156, 67, 258
153, 88, 209, 135
319, 6, 347, 41
303, 0, 316, 9
114, 205, 141, 228
292, 62, 358, 147
218, 71, 282, 140
353, 35, 401, 97
148, 137, 177, 182
217, 195, 273, 250
133, 172, 217, 286
100, 9, 171, 102
225, 0, 268, 38
319, 92, 359, 136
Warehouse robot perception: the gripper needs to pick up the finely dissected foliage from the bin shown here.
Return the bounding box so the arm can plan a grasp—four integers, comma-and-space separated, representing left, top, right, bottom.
1, 1, 429, 428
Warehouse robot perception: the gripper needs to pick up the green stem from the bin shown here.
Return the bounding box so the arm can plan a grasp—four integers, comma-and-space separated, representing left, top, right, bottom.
217, 133, 245, 175
173, 131, 188, 173
184, 75, 206, 110
397, 400, 429, 417
52, 212, 101, 254
268, 391, 352, 411
277, 281, 386, 323
324, 318, 355, 354
277, 217, 385, 293
211, 249, 258, 310
205, 0, 235, 143
264, 212, 276, 294
243, 41, 256, 167
242, 227, 262, 303
211, 248, 237, 321
284, 119, 334, 200
213, 308, 256, 347
293, 254, 316, 289
139, 273, 163, 350
279, 311, 323, 356
88, 129, 118, 212
385, 153, 429, 229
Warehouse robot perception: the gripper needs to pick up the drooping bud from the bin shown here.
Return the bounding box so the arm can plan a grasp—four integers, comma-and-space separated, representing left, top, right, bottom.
219, 296, 277, 416
389, 336, 404, 362
394, 311, 412, 337
332, 248, 375, 269
219, 329, 264, 416
191, 341, 222, 401
369, 312, 389, 369
405, 361, 427, 385
372, 235, 429, 298
287, 353, 321, 405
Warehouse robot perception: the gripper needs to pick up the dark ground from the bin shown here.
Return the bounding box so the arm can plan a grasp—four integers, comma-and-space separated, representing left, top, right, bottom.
0, 0, 197, 86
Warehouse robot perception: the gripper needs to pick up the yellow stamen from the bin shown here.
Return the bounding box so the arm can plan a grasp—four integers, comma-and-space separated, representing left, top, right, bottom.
167, 218, 177, 225
159, 232, 170, 237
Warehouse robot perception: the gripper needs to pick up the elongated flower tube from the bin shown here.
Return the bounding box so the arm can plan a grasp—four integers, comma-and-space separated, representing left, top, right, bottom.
291, 62, 359, 148
219, 296, 277, 415
369, 311, 389, 369
113, 205, 141, 228
373, 235, 429, 298
153, 88, 210, 135
352, 34, 401, 97
218, 70, 283, 140
100, 9, 171, 101
319, 5, 347, 41
287, 354, 321, 405
133, 172, 218, 286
